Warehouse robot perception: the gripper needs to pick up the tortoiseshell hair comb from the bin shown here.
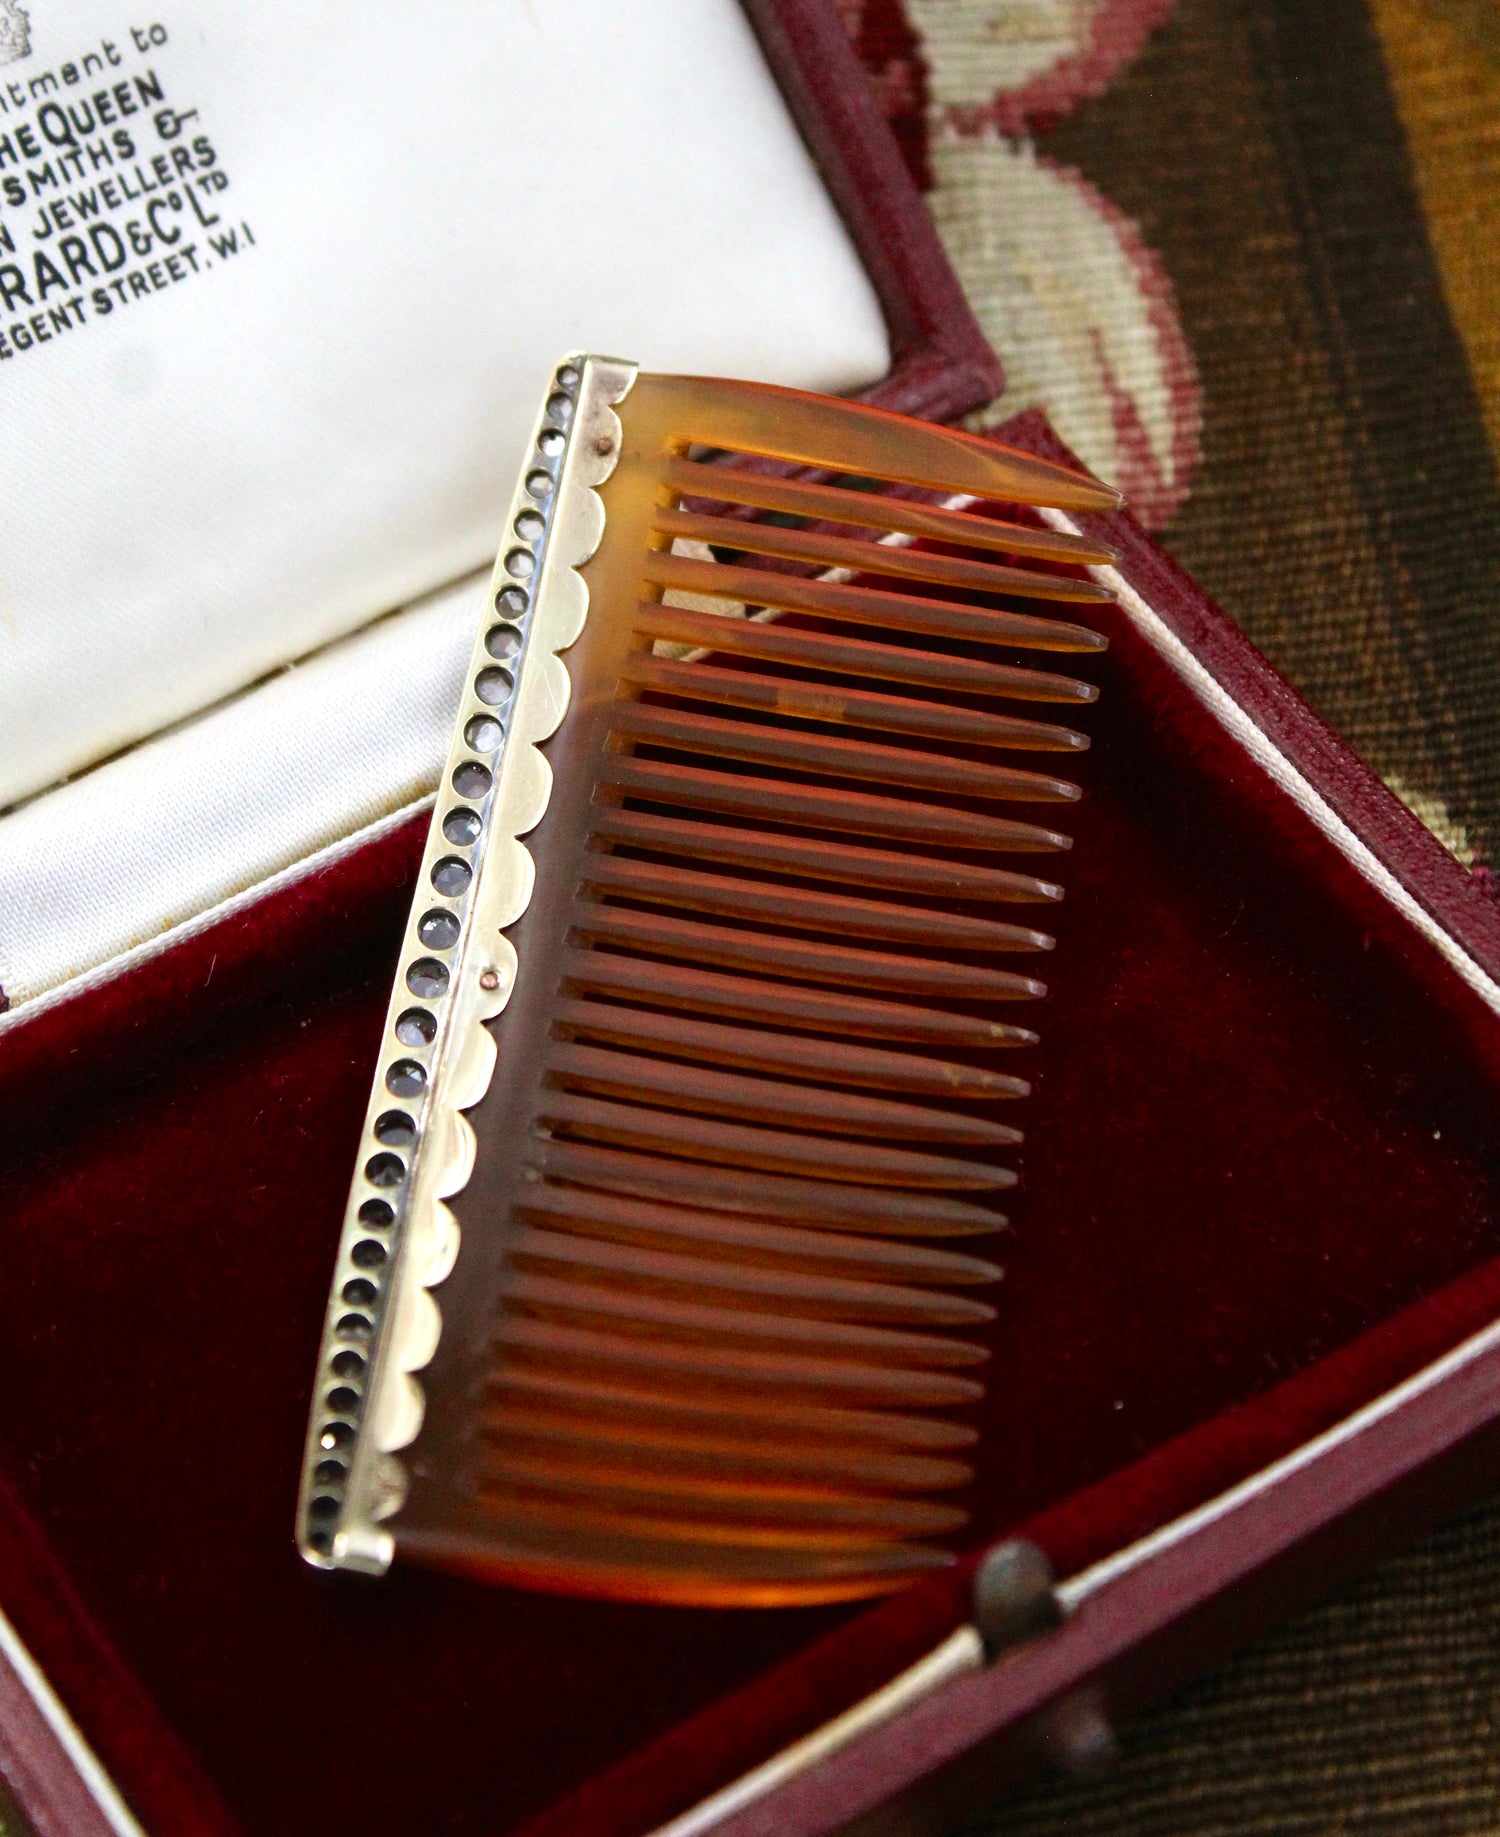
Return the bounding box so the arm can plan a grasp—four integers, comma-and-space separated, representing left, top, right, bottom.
297, 356, 1120, 1606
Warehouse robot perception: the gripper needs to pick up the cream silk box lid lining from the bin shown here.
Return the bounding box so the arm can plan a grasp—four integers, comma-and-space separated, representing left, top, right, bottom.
0, 0, 889, 1018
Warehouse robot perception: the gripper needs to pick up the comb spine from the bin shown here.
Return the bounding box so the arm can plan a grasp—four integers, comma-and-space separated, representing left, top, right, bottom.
296, 354, 636, 1573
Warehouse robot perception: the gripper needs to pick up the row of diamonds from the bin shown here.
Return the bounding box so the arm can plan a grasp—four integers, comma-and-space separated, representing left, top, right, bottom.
301, 359, 584, 1559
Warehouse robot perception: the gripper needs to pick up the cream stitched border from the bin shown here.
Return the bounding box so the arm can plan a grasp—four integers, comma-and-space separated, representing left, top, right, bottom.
0, 1607, 146, 1837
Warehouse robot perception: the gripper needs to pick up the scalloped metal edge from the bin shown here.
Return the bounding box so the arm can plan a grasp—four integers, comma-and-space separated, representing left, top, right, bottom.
297, 354, 638, 1572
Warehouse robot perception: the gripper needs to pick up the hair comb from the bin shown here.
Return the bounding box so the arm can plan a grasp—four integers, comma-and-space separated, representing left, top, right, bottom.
297, 356, 1120, 1606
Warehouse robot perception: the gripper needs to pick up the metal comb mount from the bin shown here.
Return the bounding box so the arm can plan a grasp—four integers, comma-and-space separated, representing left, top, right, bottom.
297, 356, 1120, 1605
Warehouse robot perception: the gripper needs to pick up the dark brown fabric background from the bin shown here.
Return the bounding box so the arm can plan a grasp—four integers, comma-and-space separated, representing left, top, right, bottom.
1045, 0, 1500, 866
840, 0, 1500, 1828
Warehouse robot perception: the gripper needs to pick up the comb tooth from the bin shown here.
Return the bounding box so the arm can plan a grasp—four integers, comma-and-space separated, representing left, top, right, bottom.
531, 1142, 1007, 1233
472, 1470, 970, 1540
483, 1409, 975, 1491
487, 1421, 973, 1495
537, 1093, 1016, 1189
428, 1521, 953, 1597
569, 907, 1048, 1002
646, 552, 1110, 636
554, 947, 1035, 1050
494, 1315, 988, 1407
617, 654, 1089, 755
544, 1044, 1023, 1146
487, 1364, 982, 1449
581, 857, 1056, 952
471, 1474, 965, 1552
663, 455, 1118, 564
517, 1186, 1005, 1287
477, 1462, 974, 1537
594, 753, 1064, 852
465, 1503, 949, 1565
656, 506, 1107, 605
448, 1506, 952, 1568
633, 602, 1099, 705
507, 1225, 997, 1327
551, 997, 1032, 1096
646, 375, 1121, 510
472, 1480, 964, 1552
609, 705, 1081, 804
502, 1273, 988, 1370
477, 1472, 968, 1540
600, 758, 1073, 853
590, 807, 1061, 905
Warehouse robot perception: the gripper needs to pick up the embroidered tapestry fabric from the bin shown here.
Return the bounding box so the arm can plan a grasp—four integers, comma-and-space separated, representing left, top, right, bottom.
845, 0, 1500, 872
841, 0, 1500, 1829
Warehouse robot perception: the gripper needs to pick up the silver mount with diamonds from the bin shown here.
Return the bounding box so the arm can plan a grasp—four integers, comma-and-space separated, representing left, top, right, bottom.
296, 354, 636, 1573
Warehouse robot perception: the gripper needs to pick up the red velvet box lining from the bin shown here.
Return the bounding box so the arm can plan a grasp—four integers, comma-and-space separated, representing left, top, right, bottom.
3, 434, 1498, 1837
